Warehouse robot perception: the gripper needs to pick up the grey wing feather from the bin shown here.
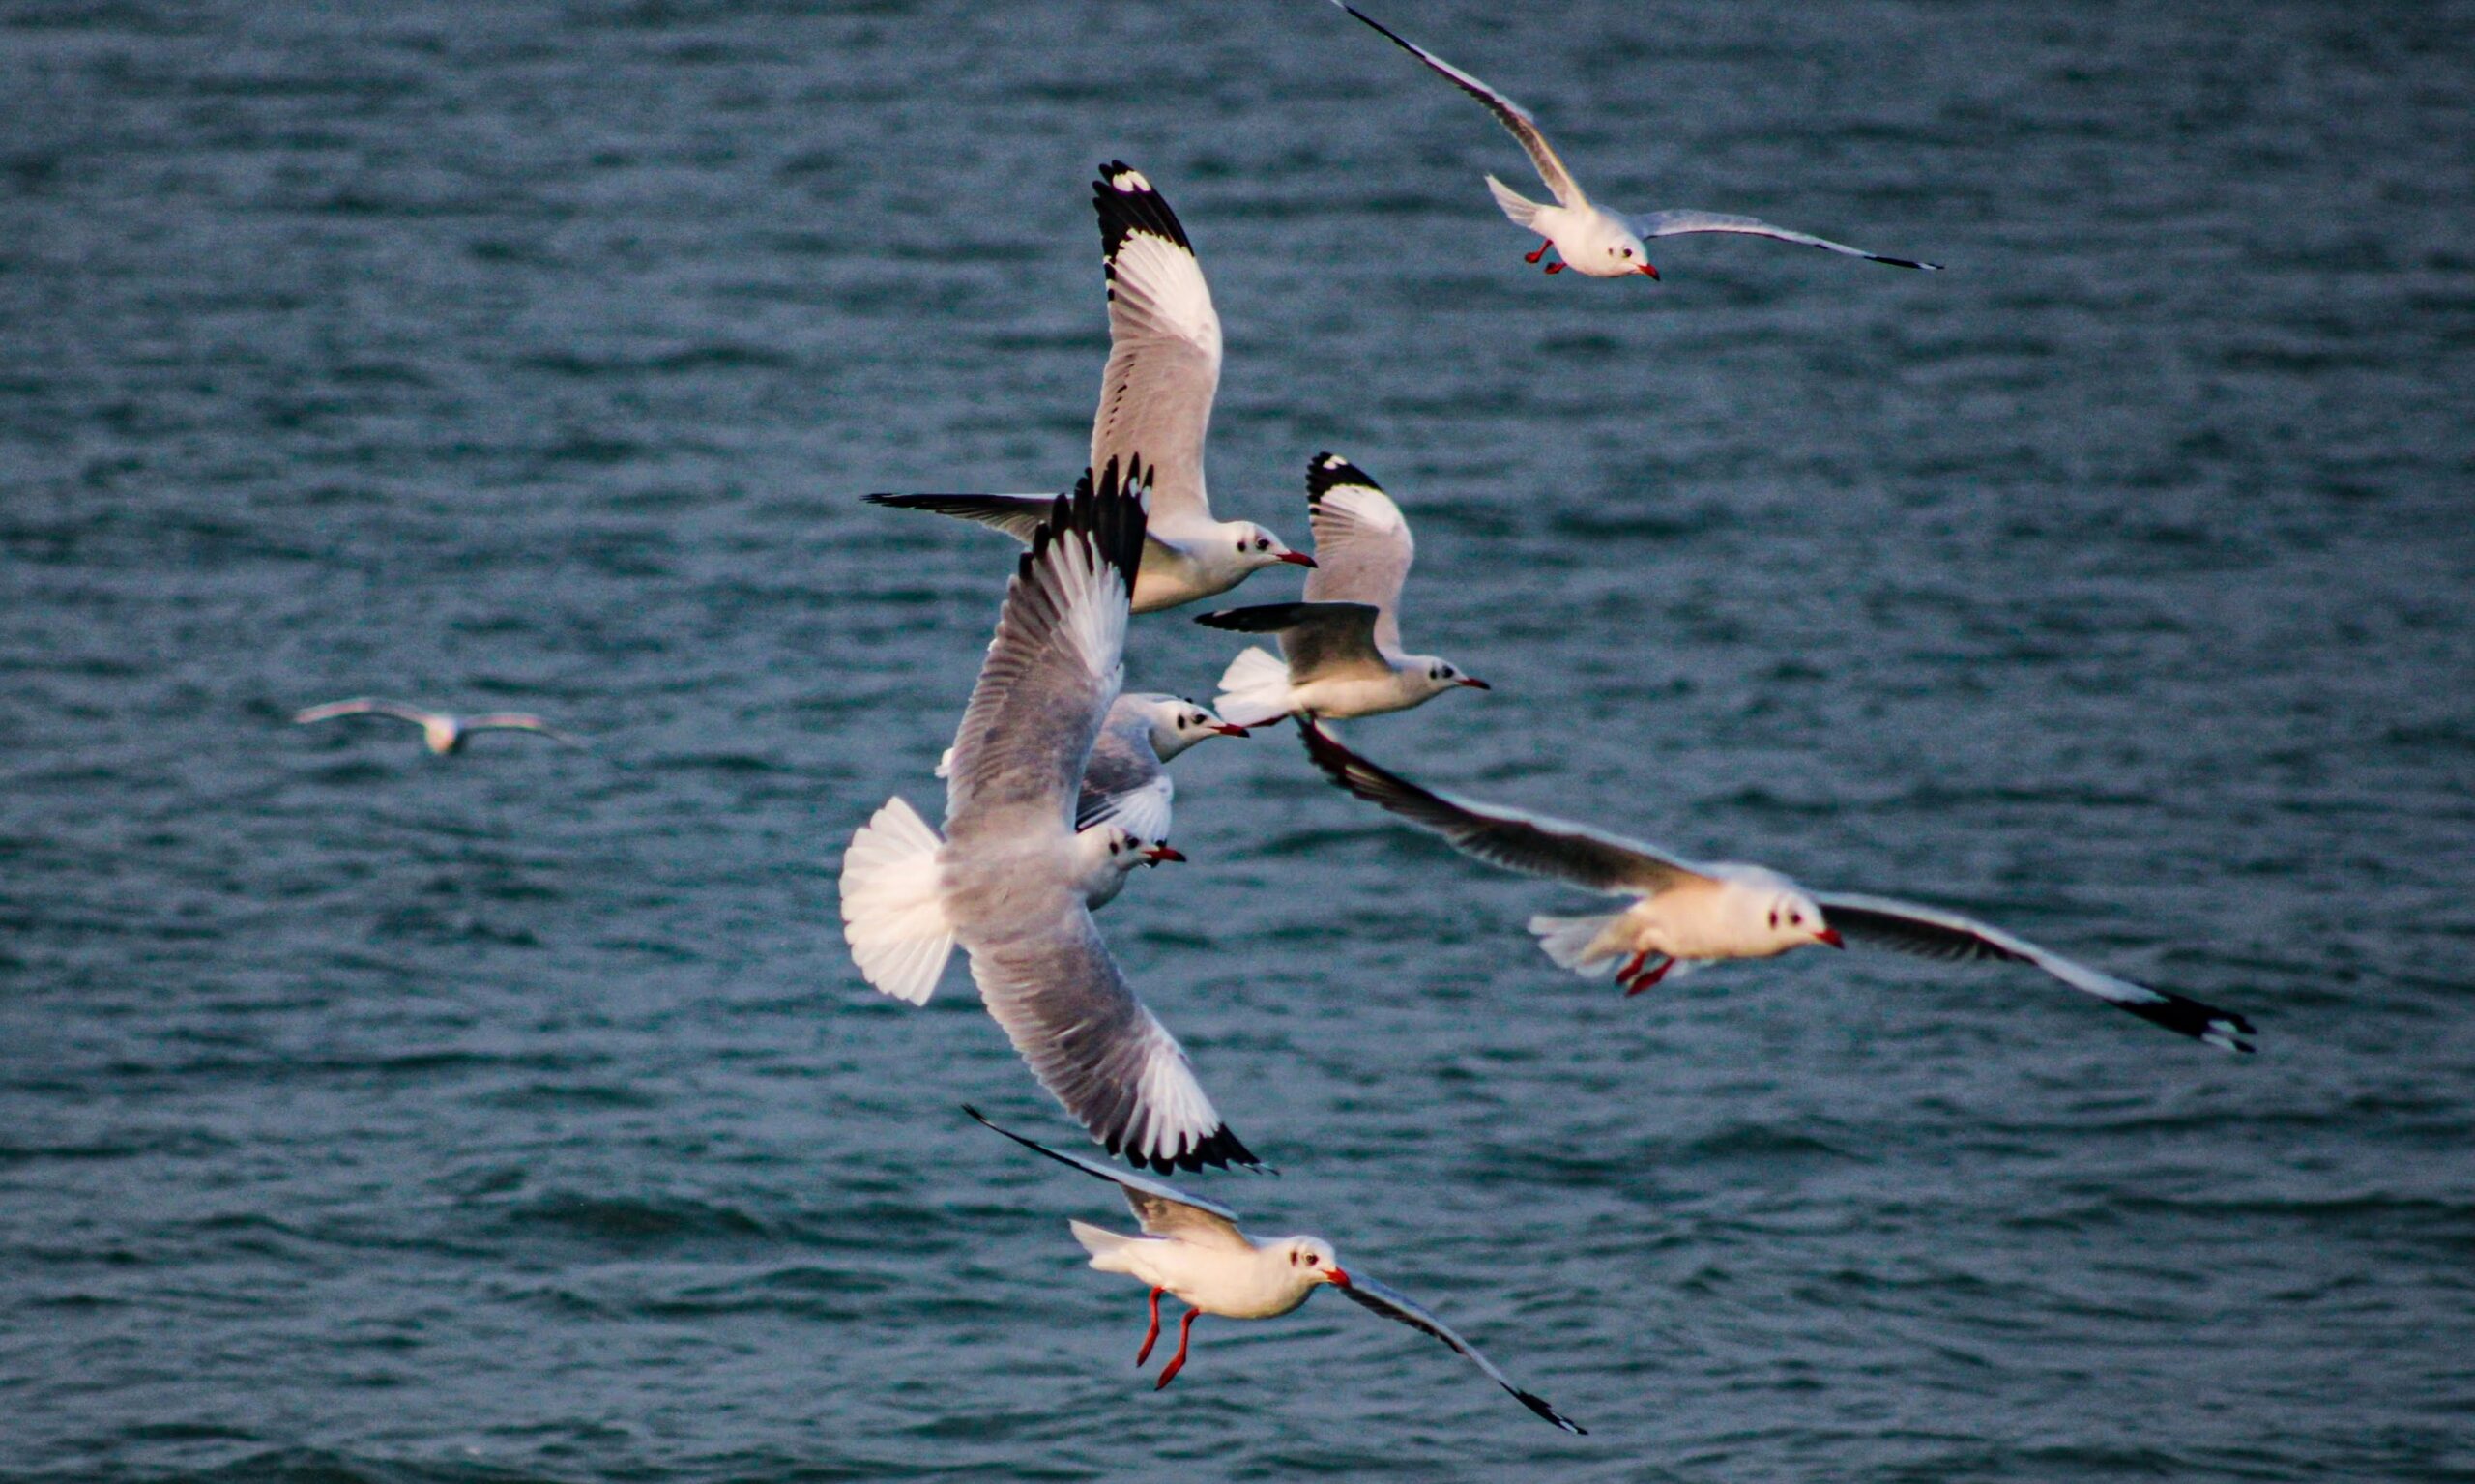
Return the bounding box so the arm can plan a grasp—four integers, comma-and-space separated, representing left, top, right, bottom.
863, 493, 1063, 544
1091, 164, 1221, 531
1300, 721, 1702, 895
1332, 3, 1587, 209
1626, 210, 1941, 270
462, 714, 583, 746
964, 1107, 1249, 1248
1814, 892, 2256, 1053
1301, 454, 1415, 651
964, 911, 1261, 1173
1077, 773, 1174, 846
1196, 602, 1391, 682
942, 475, 1143, 846
293, 697, 437, 728
1338, 1274, 1586, 1434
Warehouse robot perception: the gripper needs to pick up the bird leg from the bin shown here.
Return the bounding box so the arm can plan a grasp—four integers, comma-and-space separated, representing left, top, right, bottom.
1622, 957, 1676, 997
1153, 1308, 1200, 1390
1615, 948, 1649, 982
1543, 261, 1565, 275
1135, 1286, 1164, 1365
1524, 238, 1553, 265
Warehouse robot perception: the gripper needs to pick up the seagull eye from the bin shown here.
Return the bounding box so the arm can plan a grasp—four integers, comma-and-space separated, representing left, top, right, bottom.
1789, 911, 1803, 925
1303, 1253, 1318, 1266
1768, 909, 1780, 928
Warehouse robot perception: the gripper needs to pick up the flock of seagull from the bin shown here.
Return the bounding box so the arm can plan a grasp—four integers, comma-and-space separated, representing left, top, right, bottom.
294, 3, 2261, 1437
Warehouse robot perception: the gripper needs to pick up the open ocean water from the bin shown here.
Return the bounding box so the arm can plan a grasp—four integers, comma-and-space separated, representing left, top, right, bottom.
3, 0, 2471, 1479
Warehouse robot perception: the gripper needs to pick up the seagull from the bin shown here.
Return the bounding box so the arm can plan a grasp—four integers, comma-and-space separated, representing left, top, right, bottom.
1330, 2, 1941, 280
968, 1106, 1586, 1433
1195, 453, 1489, 727
291, 698, 580, 755
1299, 722, 2257, 1053
936, 692, 1249, 851
866, 163, 1313, 612
839, 460, 1263, 1173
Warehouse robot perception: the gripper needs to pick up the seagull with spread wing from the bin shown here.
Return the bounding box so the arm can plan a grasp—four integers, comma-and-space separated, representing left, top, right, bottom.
1300, 721, 2256, 1053
968, 1106, 1585, 1433
291, 698, 580, 755
1196, 452, 1489, 726
867, 163, 1312, 611
839, 461, 1263, 1174
1330, 2, 1940, 281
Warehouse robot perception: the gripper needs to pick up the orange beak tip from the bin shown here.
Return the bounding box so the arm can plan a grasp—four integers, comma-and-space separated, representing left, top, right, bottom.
1460, 677, 1492, 690
1144, 846, 1186, 865
1640, 264, 1660, 278
1325, 1267, 1352, 1288
1214, 723, 1251, 737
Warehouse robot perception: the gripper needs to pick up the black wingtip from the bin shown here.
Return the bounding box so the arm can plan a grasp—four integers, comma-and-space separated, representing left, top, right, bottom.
1305, 451, 1383, 504
2120, 995, 2257, 1054
1193, 600, 1361, 635
1093, 160, 1193, 275
1515, 1388, 1587, 1435
1020, 457, 1149, 599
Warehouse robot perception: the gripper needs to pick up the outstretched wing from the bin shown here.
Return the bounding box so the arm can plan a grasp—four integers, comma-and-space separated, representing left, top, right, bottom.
1331, 2, 1587, 210
292, 697, 438, 729
962, 914, 1264, 1174
1196, 601, 1391, 682
1077, 772, 1175, 847
462, 714, 583, 746
942, 462, 1148, 846
1301, 453, 1415, 652
965, 1106, 1253, 1249
1625, 210, 1941, 270
862, 493, 1063, 544
1813, 892, 2256, 1053
1091, 163, 1221, 533
1337, 1273, 1586, 1434
1300, 721, 1702, 896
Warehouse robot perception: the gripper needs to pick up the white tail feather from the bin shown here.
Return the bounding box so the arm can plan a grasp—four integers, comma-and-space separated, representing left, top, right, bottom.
1213, 646, 1295, 728
1529, 912, 1623, 977
1069, 1219, 1141, 1273
839, 796, 953, 1005
1486, 174, 1545, 229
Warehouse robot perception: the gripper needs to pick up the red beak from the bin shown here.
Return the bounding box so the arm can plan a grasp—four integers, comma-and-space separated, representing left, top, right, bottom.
1458, 677, 1492, 689
1210, 722, 1251, 737
1638, 263, 1661, 279
1815, 928, 1845, 949
1142, 845, 1186, 865
1277, 551, 1318, 567
1324, 1266, 1352, 1288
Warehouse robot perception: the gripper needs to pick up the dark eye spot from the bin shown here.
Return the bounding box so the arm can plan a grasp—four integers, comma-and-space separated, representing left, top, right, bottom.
1303, 1254, 1318, 1266
1768, 909, 1780, 928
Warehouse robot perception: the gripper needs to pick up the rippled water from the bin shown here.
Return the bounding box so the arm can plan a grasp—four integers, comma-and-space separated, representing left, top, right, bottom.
3, 1, 2471, 1480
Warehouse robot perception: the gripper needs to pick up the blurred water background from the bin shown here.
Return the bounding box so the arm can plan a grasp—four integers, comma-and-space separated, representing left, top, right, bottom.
3, 0, 2471, 1479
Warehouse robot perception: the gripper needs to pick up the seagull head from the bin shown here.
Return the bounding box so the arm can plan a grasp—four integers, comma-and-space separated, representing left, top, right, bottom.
1232, 522, 1316, 571
1609, 230, 1659, 279
1764, 888, 1840, 950
1281, 1236, 1350, 1289
1135, 695, 1250, 761
1415, 656, 1490, 697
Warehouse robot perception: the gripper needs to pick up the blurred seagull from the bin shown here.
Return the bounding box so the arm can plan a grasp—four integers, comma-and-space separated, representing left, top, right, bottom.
968, 1107, 1586, 1433
291, 698, 580, 755
1300, 722, 2257, 1053
1330, 2, 1941, 280
840, 460, 1263, 1173
1196, 453, 1488, 726
867, 163, 1312, 611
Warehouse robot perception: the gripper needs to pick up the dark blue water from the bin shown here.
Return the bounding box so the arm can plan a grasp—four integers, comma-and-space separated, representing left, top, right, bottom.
4, 1, 2471, 1479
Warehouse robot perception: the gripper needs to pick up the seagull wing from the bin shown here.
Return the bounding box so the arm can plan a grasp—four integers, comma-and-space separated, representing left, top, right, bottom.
966, 1106, 1253, 1249
1332, 2, 1587, 210
941, 464, 1147, 845
862, 493, 1063, 545
1077, 772, 1175, 846
1813, 892, 2256, 1053
292, 697, 439, 729
1301, 454, 1415, 652
1625, 210, 1941, 270
1336, 1273, 1586, 1434
1300, 721, 1703, 896
1091, 163, 1222, 534
462, 714, 583, 746
1195, 602, 1392, 683
961, 911, 1264, 1174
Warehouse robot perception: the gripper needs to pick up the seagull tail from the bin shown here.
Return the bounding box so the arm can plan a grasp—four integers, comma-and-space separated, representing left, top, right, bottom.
1068, 1219, 1144, 1274
1528, 912, 1625, 977
839, 796, 954, 1006
1212, 647, 1294, 729
1485, 174, 1546, 230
